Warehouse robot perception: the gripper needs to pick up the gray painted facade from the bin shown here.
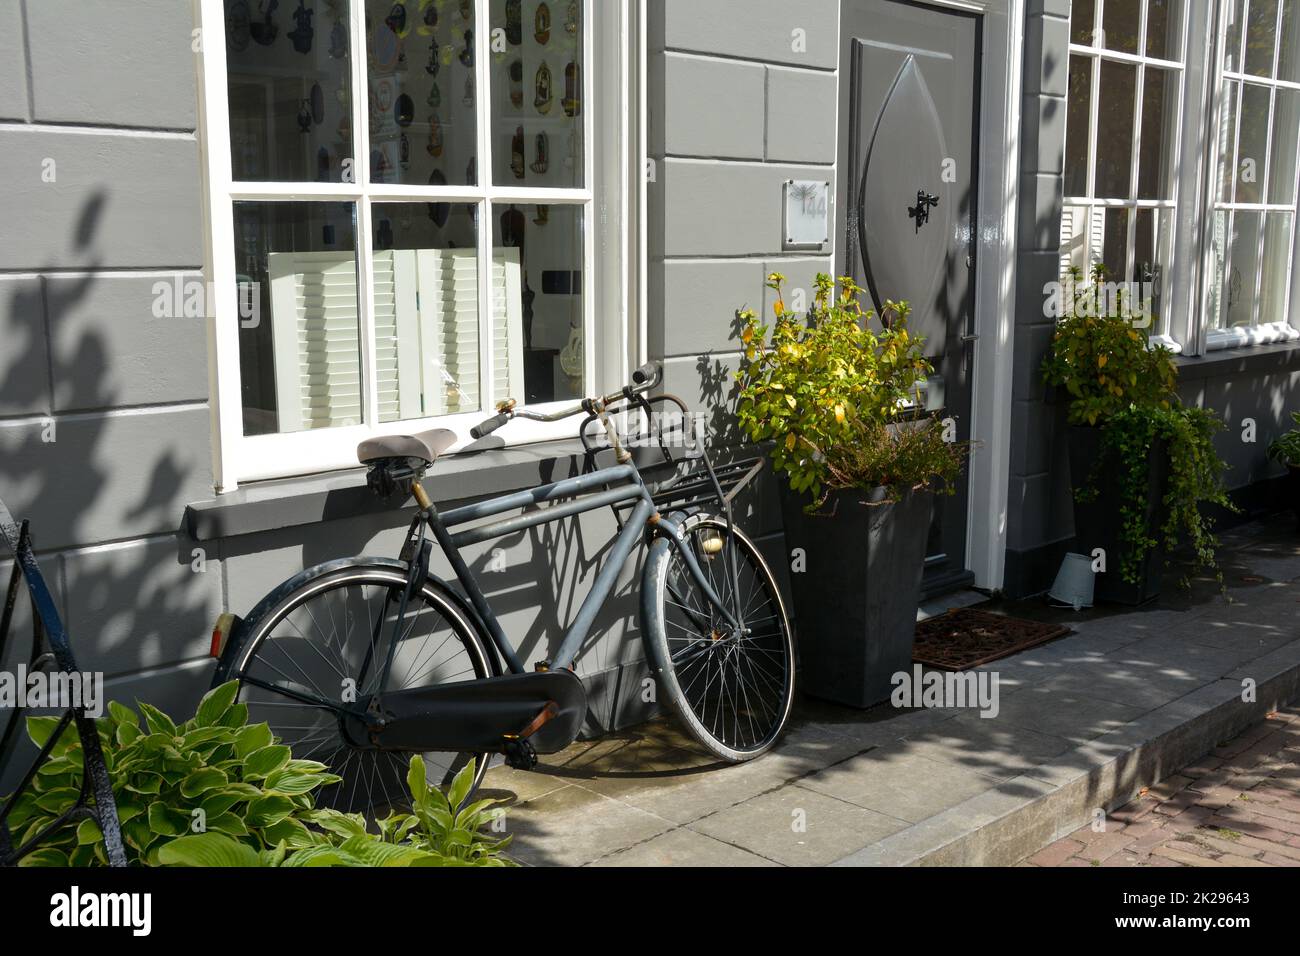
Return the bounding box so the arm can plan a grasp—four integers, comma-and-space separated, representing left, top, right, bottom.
1, 0, 1298, 788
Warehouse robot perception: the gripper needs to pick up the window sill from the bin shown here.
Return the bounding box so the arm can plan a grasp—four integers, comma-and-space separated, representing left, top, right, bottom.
1173, 338, 1300, 382
185, 438, 597, 542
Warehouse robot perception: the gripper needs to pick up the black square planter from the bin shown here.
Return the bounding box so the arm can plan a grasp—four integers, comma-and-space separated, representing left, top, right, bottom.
778, 484, 934, 708
1068, 425, 1170, 606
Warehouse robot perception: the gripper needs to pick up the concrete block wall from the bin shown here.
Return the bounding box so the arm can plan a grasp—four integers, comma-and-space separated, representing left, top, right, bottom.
0, 0, 219, 759
646, 0, 841, 568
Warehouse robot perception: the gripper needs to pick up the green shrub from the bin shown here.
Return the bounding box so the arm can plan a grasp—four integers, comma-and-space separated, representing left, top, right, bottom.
735, 272, 966, 506
159, 756, 513, 867
1267, 411, 1300, 467
4, 683, 513, 867
1042, 264, 1234, 586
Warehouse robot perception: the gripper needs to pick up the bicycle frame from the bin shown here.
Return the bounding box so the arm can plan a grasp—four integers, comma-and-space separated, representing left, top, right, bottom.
396, 458, 743, 684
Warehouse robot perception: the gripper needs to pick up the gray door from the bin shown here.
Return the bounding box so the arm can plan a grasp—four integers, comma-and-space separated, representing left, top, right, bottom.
836, 0, 980, 596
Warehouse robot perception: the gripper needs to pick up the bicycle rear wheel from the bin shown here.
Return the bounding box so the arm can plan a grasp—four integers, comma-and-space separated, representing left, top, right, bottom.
642, 514, 796, 762
229, 563, 495, 818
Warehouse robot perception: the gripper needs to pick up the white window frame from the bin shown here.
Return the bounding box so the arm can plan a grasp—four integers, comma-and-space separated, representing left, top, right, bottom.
194, 0, 644, 492
1061, 0, 1190, 352
1199, 0, 1300, 351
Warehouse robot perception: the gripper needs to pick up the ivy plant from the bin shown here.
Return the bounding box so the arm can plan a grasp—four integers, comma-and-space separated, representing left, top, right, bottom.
1042, 264, 1234, 587
735, 272, 967, 507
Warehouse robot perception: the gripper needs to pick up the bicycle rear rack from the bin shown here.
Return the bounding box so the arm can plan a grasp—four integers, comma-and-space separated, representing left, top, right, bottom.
0, 495, 126, 867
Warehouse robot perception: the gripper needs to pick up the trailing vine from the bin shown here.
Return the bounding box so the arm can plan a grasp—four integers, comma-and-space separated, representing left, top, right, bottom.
1043, 265, 1235, 588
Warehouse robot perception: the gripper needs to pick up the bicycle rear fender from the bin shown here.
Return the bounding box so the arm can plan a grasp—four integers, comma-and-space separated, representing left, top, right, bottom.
209, 557, 503, 686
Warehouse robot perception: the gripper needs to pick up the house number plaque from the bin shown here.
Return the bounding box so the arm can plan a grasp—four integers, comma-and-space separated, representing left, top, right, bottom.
783, 179, 830, 248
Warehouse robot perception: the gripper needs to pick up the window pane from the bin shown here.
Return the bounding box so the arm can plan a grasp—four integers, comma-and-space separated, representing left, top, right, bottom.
1236, 83, 1271, 204
226, 0, 353, 182
371, 203, 482, 421
1269, 88, 1300, 204
1280, 0, 1300, 82
1145, 0, 1183, 60
1103, 207, 1130, 281
1133, 207, 1173, 330
365, 0, 478, 186
1259, 212, 1294, 324
492, 204, 584, 402
1207, 211, 1232, 329
1138, 67, 1178, 199
1065, 56, 1092, 196
1103, 0, 1141, 53
233, 202, 362, 435
489, 0, 584, 187
1225, 210, 1262, 327
1214, 80, 1240, 203
1245, 0, 1280, 77
1094, 61, 1136, 198
1072, 0, 1098, 45
1225, 0, 1246, 72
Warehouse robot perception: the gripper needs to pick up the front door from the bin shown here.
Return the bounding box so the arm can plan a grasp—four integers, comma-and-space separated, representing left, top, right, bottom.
836, 0, 981, 597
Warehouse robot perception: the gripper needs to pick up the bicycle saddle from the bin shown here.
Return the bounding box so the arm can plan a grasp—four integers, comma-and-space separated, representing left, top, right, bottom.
356, 428, 457, 466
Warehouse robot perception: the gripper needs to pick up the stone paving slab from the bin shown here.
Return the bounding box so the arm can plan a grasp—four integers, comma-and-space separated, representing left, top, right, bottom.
488, 520, 1300, 866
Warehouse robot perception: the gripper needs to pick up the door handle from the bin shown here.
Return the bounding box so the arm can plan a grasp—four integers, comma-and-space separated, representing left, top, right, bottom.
909, 189, 940, 231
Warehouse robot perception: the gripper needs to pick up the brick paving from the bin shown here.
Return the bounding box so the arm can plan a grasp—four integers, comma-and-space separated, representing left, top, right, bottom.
1026, 705, 1300, 867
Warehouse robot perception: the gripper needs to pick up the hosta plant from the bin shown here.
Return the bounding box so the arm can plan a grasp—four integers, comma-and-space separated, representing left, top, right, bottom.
159, 755, 513, 867
5, 683, 513, 867
5, 681, 341, 866
735, 272, 966, 507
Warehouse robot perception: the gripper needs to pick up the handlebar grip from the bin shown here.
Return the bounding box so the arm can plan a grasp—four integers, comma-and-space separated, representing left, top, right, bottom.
631, 360, 661, 385
470, 412, 511, 440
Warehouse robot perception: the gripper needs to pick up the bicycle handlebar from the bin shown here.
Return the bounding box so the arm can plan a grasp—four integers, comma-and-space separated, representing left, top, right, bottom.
469, 361, 663, 438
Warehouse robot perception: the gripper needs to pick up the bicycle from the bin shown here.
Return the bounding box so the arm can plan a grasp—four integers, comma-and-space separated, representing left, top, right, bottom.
210, 361, 796, 816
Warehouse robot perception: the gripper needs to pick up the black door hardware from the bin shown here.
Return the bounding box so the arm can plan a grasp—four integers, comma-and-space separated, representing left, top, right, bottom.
909, 189, 939, 231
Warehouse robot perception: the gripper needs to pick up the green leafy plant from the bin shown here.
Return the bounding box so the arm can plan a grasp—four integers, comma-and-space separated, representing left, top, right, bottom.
4, 684, 513, 867
735, 272, 967, 506
1267, 411, 1300, 467
1040, 265, 1178, 426
5, 682, 339, 866
159, 756, 513, 868
1042, 264, 1234, 586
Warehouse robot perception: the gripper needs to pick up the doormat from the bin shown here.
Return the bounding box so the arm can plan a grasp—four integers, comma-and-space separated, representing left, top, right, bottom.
913, 609, 1071, 670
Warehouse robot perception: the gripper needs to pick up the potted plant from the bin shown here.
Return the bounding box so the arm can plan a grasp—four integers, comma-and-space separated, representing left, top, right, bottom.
1041, 265, 1234, 603
1267, 411, 1300, 529
735, 273, 967, 708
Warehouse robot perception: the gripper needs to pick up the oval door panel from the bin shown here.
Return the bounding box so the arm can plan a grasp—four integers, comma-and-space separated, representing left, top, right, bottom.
857, 55, 951, 355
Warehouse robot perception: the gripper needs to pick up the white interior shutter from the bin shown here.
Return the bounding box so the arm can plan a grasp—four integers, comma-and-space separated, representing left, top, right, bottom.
269, 247, 525, 431
414, 248, 481, 416
268, 251, 362, 432
490, 247, 525, 405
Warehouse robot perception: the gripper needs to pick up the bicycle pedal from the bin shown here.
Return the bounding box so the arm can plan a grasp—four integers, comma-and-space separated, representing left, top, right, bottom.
502, 737, 538, 771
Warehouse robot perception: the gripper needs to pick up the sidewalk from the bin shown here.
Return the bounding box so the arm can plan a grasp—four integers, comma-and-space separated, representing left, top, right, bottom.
1025, 704, 1300, 867
485, 518, 1300, 866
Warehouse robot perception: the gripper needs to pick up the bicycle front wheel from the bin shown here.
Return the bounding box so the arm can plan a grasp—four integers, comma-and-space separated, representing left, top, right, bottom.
642, 514, 796, 762
229, 563, 495, 818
